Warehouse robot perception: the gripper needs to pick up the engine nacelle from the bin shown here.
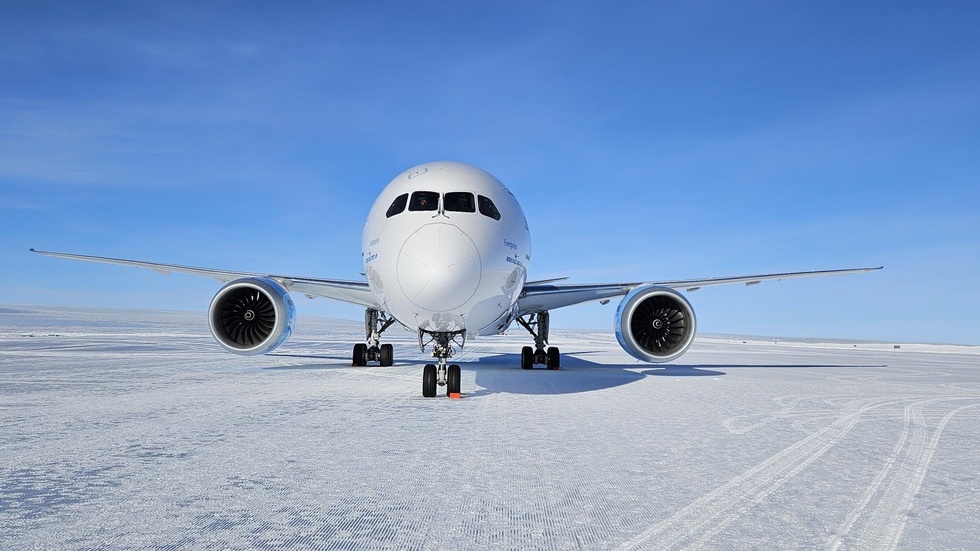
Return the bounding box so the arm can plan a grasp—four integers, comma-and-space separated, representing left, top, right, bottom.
208, 277, 296, 356
615, 285, 697, 363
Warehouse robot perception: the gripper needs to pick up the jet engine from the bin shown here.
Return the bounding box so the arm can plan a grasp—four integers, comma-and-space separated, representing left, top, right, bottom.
208, 277, 296, 355
615, 285, 697, 363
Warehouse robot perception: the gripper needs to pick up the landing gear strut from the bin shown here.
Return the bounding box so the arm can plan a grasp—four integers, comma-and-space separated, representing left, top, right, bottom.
516, 311, 560, 370
352, 308, 396, 366
420, 330, 464, 397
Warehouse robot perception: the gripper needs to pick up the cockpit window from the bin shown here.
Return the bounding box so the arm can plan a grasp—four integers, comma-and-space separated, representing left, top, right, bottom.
409, 191, 439, 211
478, 195, 501, 220
444, 192, 475, 213
386, 193, 408, 218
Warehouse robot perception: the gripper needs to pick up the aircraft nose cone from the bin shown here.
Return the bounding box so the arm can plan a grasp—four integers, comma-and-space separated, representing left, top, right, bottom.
397, 223, 482, 311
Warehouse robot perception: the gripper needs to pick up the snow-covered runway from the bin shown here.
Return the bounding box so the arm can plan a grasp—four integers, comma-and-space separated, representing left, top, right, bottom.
2, 307, 978, 550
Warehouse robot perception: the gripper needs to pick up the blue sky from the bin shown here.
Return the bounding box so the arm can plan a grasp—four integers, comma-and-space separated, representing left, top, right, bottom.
2, 1, 978, 344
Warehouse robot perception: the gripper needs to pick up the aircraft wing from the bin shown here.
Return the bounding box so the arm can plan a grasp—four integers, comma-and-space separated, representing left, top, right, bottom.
516, 266, 882, 314
29, 248, 380, 308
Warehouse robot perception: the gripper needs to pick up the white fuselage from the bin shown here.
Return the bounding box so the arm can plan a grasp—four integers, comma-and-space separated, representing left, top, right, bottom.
362, 162, 531, 336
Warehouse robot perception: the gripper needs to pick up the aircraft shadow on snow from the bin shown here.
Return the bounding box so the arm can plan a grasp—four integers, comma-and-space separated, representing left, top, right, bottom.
466, 352, 740, 397
259, 351, 884, 396
465, 353, 884, 397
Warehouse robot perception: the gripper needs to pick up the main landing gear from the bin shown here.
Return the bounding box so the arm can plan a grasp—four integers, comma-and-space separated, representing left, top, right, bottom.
419, 330, 464, 398
352, 308, 396, 367
516, 311, 560, 370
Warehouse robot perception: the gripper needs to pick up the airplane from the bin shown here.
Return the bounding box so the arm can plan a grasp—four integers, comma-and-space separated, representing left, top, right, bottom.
31, 161, 881, 397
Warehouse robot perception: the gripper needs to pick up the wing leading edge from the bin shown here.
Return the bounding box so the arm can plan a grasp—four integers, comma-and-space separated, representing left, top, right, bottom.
29, 248, 379, 308
32, 248, 880, 317
516, 266, 882, 314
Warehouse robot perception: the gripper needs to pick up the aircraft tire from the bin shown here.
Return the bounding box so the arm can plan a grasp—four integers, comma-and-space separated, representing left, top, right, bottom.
547, 346, 561, 370
447, 364, 461, 395
422, 364, 437, 397
380, 343, 393, 366
521, 346, 534, 369
352, 343, 367, 366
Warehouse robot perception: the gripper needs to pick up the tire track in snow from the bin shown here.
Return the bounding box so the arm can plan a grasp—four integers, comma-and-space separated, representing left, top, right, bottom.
617, 397, 914, 551
829, 399, 980, 551
828, 397, 932, 550
722, 393, 872, 436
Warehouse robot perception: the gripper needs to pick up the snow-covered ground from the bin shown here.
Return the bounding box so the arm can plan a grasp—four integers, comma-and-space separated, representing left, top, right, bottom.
1, 306, 978, 550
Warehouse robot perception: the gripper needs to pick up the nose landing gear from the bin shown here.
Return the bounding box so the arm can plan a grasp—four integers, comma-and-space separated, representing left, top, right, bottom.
421, 362, 461, 397
419, 330, 464, 397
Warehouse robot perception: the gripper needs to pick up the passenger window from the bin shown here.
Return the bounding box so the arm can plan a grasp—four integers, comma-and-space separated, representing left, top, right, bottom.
409, 191, 439, 211
386, 193, 408, 218
478, 195, 501, 220
444, 192, 475, 213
